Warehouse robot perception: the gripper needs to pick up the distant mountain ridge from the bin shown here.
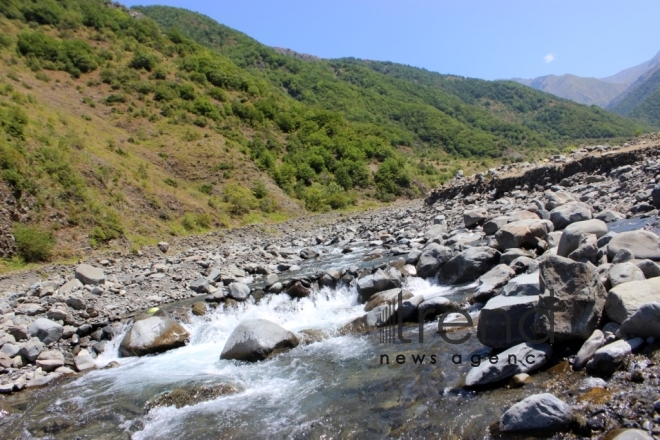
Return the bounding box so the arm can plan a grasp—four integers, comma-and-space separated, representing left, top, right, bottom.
513, 51, 660, 112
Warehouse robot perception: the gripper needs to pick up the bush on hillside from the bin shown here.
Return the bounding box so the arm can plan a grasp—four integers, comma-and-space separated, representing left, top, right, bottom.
13, 224, 56, 262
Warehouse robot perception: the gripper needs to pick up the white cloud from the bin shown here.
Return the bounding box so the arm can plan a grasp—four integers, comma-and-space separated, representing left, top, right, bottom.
544, 53, 555, 63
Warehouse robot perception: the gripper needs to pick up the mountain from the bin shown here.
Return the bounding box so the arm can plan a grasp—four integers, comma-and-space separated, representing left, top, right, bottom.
0, 0, 648, 265
514, 51, 660, 109
609, 66, 660, 126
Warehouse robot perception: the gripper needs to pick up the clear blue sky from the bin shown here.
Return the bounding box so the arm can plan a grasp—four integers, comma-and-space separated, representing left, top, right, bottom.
121, 0, 660, 81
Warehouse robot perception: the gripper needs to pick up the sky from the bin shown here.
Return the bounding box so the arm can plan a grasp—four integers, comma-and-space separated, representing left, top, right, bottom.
121, 0, 660, 81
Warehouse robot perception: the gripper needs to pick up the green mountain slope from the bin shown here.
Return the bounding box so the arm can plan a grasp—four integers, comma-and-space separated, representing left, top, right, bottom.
609, 67, 660, 127
134, 5, 646, 152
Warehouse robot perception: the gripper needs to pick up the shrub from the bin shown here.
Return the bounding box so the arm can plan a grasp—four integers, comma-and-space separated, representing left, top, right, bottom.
222, 183, 257, 215
163, 177, 178, 188
129, 51, 159, 71
199, 183, 213, 194
252, 181, 268, 199
13, 224, 55, 262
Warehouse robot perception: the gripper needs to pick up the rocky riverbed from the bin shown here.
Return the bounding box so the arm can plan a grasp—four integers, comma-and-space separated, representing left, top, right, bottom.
2, 139, 660, 438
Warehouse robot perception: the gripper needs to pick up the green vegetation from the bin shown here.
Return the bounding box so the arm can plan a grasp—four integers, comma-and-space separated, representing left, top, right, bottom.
13, 223, 55, 262
610, 68, 660, 127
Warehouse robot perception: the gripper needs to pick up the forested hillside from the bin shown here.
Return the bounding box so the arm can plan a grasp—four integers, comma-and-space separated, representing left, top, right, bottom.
0, 0, 649, 268
610, 67, 660, 127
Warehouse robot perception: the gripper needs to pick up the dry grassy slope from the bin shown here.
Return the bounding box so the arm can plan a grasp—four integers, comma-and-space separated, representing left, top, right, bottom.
0, 18, 303, 260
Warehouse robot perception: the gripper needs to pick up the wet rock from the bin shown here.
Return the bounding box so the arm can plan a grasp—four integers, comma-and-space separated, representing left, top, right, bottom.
464, 342, 552, 387
618, 303, 660, 339
363, 288, 412, 312
220, 319, 298, 362
36, 350, 64, 372
441, 246, 501, 284
119, 316, 190, 357
299, 248, 319, 259
264, 274, 279, 288
25, 373, 61, 389
557, 219, 608, 257
473, 264, 516, 302
228, 282, 250, 301
19, 337, 44, 363
605, 277, 660, 323
495, 219, 553, 251
191, 302, 206, 316
415, 244, 452, 278
417, 295, 456, 320
574, 329, 605, 370
463, 208, 488, 228
500, 393, 573, 433
74, 264, 105, 285
74, 349, 96, 371
550, 201, 592, 230
356, 268, 402, 303
285, 281, 311, 298
535, 255, 606, 341
268, 282, 284, 294
144, 383, 238, 411
586, 337, 644, 377
607, 230, 660, 261
28, 318, 63, 344
609, 262, 646, 287
478, 295, 538, 348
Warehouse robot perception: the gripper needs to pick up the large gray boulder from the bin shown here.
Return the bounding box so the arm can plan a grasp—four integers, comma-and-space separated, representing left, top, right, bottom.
608, 263, 646, 287
636, 259, 660, 279
189, 277, 210, 294
606, 429, 655, 440
478, 295, 537, 348
483, 216, 509, 235
363, 288, 412, 312
545, 192, 576, 210
417, 295, 456, 320
464, 342, 552, 387
299, 248, 319, 259
586, 337, 644, 377
220, 319, 299, 362
495, 219, 553, 251
119, 316, 190, 357
503, 271, 541, 297
424, 224, 447, 240
58, 278, 83, 296
19, 337, 44, 363
473, 264, 516, 302
36, 350, 64, 372
228, 282, 251, 301
463, 208, 488, 228
557, 219, 608, 257
74, 349, 96, 371
573, 329, 605, 370
607, 230, 660, 261
618, 303, 660, 339
356, 268, 402, 303
595, 210, 626, 223
500, 393, 573, 433
74, 264, 105, 285
441, 247, 501, 284
535, 255, 606, 341
550, 202, 592, 230
415, 244, 452, 278
652, 183, 660, 208
605, 277, 660, 323
28, 318, 63, 344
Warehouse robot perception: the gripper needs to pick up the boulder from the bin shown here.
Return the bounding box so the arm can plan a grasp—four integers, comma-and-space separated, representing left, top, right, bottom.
228, 282, 251, 301
189, 277, 210, 294
557, 219, 608, 257
609, 263, 646, 287
356, 268, 402, 303
567, 234, 599, 263
495, 219, 553, 250
363, 288, 412, 312
586, 337, 644, 377
74, 349, 96, 371
119, 316, 190, 357
653, 183, 660, 208
19, 337, 44, 363
415, 244, 452, 278
606, 429, 654, 440
503, 271, 541, 297
464, 342, 552, 387
65, 294, 86, 311
483, 216, 509, 235
58, 278, 82, 296
74, 264, 105, 285
36, 350, 64, 372
299, 248, 319, 259
441, 247, 501, 285
618, 303, 660, 339
424, 224, 447, 240
605, 277, 660, 323
500, 248, 535, 265
500, 393, 573, 433
417, 295, 456, 320
573, 329, 605, 370
508, 211, 540, 223
28, 318, 63, 344
612, 248, 635, 264
478, 295, 538, 348
264, 274, 279, 288
463, 208, 488, 228
220, 319, 298, 362
286, 281, 311, 298
535, 255, 606, 341
473, 264, 516, 302
607, 230, 660, 261
1, 343, 20, 358
595, 210, 625, 223
509, 256, 535, 274
405, 249, 422, 265
545, 192, 576, 210
636, 259, 660, 279
550, 202, 592, 230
